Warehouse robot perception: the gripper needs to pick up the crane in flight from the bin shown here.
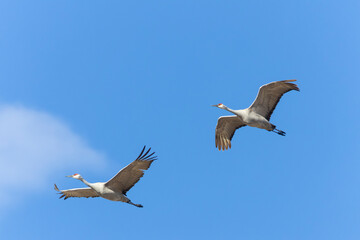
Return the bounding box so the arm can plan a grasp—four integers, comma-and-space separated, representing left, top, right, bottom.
212, 80, 299, 151
54, 146, 157, 208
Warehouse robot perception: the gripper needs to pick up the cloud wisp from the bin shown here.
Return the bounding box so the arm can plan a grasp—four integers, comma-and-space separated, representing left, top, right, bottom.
0, 105, 107, 209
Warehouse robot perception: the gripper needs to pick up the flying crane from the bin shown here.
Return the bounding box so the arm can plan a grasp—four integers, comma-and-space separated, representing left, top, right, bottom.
212, 80, 299, 150
54, 146, 156, 208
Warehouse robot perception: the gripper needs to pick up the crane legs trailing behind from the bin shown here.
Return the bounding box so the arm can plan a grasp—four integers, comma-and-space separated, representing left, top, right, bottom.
55, 146, 157, 207
213, 80, 299, 150
272, 128, 286, 136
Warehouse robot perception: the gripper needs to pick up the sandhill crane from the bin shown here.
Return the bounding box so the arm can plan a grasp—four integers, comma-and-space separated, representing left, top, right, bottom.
54, 146, 157, 208
212, 80, 299, 150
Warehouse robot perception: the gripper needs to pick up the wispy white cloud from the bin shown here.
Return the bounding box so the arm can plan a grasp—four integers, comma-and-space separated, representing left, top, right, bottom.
0, 105, 107, 209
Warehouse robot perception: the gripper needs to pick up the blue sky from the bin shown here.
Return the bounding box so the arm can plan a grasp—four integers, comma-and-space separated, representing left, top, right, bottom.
0, 0, 359, 239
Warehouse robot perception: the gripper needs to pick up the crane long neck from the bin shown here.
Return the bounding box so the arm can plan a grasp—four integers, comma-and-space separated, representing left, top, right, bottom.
224, 106, 237, 115
80, 178, 92, 188
224, 106, 244, 119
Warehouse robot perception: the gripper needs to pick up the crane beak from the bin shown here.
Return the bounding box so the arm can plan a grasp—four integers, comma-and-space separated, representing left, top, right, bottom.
66, 175, 73, 178
211, 105, 218, 107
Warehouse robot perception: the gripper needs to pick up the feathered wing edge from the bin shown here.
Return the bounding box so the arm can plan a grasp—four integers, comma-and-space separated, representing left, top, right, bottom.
54, 184, 69, 200
135, 146, 158, 162
104, 146, 157, 195
54, 184, 99, 200
264, 80, 299, 120
249, 79, 299, 120
122, 146, 157, 194
215, 116, 246, 151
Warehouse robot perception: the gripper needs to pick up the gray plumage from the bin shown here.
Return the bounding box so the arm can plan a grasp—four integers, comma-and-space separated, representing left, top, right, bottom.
54, 146, 156, 207
54, 185, 99, 200
249, 80, 299, 120
213, 80, 299, 150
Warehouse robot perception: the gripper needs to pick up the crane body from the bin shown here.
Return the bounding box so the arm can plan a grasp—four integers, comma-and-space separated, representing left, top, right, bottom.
213, 80, 299, 150
54, 146, 157, 208
226, 108, 273, 130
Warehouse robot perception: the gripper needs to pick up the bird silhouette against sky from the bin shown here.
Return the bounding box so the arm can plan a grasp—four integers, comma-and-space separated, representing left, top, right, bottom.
54, 146, 156, 208
213, 80, 299, 150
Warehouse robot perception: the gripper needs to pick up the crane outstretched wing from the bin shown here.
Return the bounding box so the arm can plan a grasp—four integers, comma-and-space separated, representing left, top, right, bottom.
215, 116, 246, 151
105, 146, 157, 195
249, 80, 299, 120
54, 184, 100, 200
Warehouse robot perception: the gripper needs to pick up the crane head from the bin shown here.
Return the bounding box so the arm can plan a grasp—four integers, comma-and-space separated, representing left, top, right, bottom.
212, 103, 226, 109
66, 173, 82, 179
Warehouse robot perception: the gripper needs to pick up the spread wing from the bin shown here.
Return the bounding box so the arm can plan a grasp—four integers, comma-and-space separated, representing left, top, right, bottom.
215, 116, 246, 151
105, 146, 157, 195
54, 184, 100, 200
249, 80, 299, 120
